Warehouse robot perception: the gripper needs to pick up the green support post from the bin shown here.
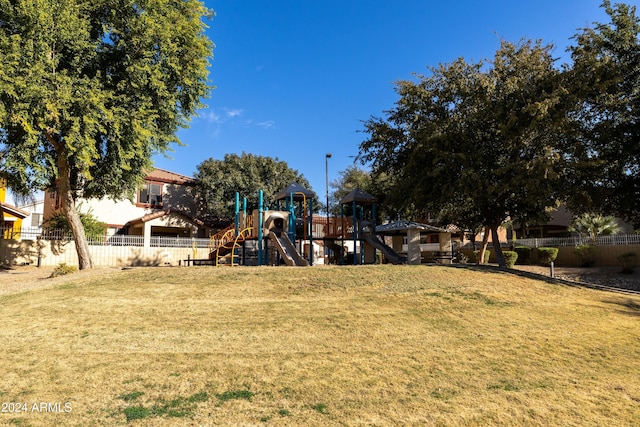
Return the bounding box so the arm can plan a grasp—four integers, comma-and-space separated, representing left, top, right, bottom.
309, 198, 313, 266
353, 199, 357, 265
257, 190, 263, 266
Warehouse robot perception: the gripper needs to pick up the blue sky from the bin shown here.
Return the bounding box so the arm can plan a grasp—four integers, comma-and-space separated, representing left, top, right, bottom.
153, 0, 615, 198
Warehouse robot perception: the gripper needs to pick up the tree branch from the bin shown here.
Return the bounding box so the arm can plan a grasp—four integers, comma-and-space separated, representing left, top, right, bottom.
44, 131, 62, 153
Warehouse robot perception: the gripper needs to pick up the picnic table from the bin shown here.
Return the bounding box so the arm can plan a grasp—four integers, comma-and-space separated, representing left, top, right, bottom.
433, 251, 455, 264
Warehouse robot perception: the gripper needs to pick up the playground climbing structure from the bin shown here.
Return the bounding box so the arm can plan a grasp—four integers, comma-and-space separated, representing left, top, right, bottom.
200, 184, 315, 267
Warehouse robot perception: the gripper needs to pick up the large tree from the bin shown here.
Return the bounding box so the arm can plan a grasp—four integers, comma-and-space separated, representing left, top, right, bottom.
360, 40, 570, 268
329, 165, 401, 221
0, 0, 213, 269
567, 1, 640, 228
329, 165, 372, 213
194, 153, 316, 223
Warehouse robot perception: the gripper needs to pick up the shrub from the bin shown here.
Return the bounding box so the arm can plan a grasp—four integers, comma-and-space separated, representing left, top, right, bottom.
513, 246, 532, 265
50, 263, 78, 278
455, 251, 469, 264
473, 249, 490, 264
536, 247, 558, 266
617, 252, 637, 274
44, 208, 107, 241
574, 244, 596, 267
502, 251, 518, 268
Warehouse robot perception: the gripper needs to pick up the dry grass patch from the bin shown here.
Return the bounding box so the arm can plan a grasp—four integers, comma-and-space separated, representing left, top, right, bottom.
0, 265, 639, 426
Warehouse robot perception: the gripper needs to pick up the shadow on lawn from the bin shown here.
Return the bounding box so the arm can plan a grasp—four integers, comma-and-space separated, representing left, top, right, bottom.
601, 298, 640, 317
443, 264, 640, 294
445, 264, 561, 285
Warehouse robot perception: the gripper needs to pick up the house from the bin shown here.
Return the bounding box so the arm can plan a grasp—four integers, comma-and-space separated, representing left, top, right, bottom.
18, 199, 45, 230
514, 205, 635, 238
0, 177, 30, 239
43, 168, 211, 246
1, 203, 29, 239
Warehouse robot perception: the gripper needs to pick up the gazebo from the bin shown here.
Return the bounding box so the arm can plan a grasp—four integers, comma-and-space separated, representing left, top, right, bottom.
375, 220, 453, 265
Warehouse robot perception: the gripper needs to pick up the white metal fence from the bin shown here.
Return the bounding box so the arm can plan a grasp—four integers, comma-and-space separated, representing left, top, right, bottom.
2, 227, 212, 248
515, 234, 640, 248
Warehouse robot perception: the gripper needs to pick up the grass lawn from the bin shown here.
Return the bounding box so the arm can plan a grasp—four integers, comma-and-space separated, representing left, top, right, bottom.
0, 265, 639, 426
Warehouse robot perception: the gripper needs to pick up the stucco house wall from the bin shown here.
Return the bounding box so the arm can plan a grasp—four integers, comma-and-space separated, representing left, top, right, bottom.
43, 168, 209, 243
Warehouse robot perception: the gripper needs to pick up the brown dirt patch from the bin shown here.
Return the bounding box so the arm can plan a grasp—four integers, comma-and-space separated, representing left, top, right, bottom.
0, 266, 122, 296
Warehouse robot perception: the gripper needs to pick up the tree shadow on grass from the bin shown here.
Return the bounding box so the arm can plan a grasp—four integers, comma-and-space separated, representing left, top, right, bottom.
601, 298, 640, 317
443, 263, 640, 292
444, 265, 640, 314
444, 263, 561, 285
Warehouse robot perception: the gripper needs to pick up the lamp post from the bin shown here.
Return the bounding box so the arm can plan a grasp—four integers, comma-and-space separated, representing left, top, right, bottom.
325, 153, 332, 216
325, 153, 332, 262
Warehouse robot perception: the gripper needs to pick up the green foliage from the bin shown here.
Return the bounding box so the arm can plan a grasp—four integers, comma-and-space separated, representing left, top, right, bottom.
359, 39, 568, 268
44, 208, 107, 241
617, 252, 637, 274
330, 165, 401, 221
0, 0, 214, 268
568, 1, 640, 228
455, 251, 469, 264
330, 165, 372, 214
574, 244, 596, 267
50, 263, 78, 278
570, 213, 621, 244
513, 246, 532, 265
195, 153, 316, 221
502, 251, 518, 268
0, 0, 214, 198
331, 165, 372, 204
473, 250, 490, 264
536, 247, 559, 266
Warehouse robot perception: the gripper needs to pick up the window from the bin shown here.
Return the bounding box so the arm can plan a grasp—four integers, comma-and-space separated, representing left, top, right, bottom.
138, 183, 163, 207
31, 213, 42, 227
49, 190, 60, 209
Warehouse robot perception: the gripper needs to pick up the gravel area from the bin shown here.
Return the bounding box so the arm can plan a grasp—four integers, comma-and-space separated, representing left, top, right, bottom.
512, 265, 640, 291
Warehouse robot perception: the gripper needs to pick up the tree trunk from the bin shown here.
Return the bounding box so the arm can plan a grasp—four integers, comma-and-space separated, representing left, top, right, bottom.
46, 132, 93, 270
491, 225, 506, 269
477, 225, 490, 265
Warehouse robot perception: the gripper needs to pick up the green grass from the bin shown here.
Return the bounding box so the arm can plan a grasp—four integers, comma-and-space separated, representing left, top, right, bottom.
0, 265, 639, 426
119, 389, 209, 421
215, 389, 254, 404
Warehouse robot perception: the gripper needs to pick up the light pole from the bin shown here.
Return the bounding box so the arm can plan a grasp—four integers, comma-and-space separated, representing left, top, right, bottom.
325, 153, 332, 262
325, 153, 332, 217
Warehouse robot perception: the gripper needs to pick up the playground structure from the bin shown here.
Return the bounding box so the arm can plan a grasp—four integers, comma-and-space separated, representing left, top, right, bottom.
319, 188, 457, 266
332, 188, 406, 265
189, 183, 315, 267
188, 184, 453, 267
